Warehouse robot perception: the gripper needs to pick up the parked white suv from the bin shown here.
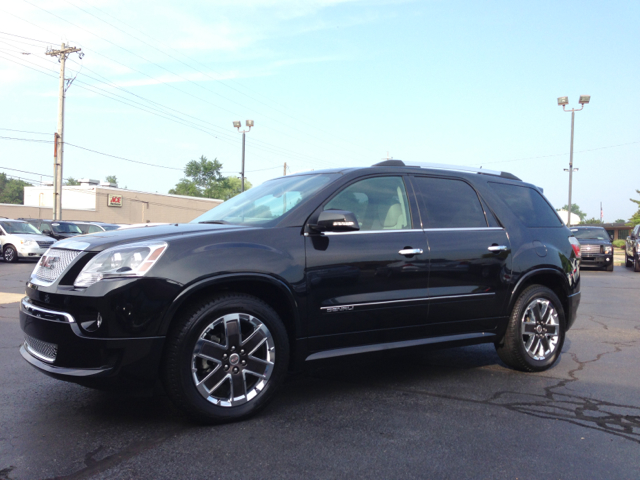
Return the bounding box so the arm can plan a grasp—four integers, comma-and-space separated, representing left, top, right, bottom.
0, 219, 56, 262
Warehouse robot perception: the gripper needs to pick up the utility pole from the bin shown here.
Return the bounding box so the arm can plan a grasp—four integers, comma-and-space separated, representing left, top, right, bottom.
46, 43, 83, 220
284, 162, 287, 176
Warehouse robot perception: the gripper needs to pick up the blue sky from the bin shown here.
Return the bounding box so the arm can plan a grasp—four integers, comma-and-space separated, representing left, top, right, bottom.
1, 0, 638, 221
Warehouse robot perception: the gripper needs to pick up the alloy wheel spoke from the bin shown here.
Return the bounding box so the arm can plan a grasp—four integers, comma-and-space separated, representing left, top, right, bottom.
242, 327, 268, 355
195, 338, 227, 362
523, 322, 538, 334
529, 337, 541, 356
540, 302, 552, 323
245, 356, 272, 377
199, 365, 228, 393
231, 371, 247, 399
540, 336, 551, 353
544, 324, 558, 336
531, 303, 543, 323
224, 317, 241, 348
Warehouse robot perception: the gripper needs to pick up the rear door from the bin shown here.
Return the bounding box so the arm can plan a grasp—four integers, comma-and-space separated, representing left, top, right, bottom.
411, 175, 512, 334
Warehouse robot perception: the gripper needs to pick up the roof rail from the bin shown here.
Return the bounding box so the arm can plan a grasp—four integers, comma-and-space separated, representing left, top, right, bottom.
372, 160, 521, 181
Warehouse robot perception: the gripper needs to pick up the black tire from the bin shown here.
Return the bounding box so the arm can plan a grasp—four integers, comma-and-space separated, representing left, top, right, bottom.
605, 263, 614, 272
635, 255, 640, 273
162, 293, 289, 424
625, 252, 631, 267
495, 285, 565, 372
3, 245, 18, 263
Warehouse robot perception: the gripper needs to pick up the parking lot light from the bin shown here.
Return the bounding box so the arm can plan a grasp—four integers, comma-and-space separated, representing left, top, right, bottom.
558, 95, 591, 226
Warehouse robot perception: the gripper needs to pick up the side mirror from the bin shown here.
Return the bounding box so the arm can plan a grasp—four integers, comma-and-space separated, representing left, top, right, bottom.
310, 210, 360, 233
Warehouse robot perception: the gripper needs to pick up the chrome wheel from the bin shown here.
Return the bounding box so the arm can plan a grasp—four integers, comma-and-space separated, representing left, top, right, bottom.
4, 246, 16, 262
191, 313, 275, 407
521, 298, 560, 361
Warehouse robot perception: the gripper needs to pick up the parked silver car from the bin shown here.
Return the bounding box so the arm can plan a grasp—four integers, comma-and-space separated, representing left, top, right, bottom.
0, 219, 56, 262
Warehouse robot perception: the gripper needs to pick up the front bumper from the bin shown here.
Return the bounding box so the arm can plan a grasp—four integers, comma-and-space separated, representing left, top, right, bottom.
19, 297, 165, 389
580, 253, 613, 267
17, 245, 49, 258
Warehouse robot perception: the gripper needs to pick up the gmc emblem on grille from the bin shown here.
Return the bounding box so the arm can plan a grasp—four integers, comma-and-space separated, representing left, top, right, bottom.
40, 255, 59, 270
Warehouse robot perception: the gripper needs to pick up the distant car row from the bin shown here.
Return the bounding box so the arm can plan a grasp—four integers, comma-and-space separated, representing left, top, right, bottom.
0, 218, 162, 262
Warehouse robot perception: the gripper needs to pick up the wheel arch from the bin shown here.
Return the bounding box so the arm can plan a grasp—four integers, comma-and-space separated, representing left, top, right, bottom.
508, 268, 571, 322
159, 273, 301, 362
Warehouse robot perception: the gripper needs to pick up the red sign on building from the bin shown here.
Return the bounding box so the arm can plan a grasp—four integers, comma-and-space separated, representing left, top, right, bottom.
108, 195, 123, 207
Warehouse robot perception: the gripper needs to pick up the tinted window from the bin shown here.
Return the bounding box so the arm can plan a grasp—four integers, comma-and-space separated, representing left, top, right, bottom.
88, 225, 103, 234
413, 177, 487, 228
489, 183, 561, 227
570, 227, 609, 241
324, 177, 411, 231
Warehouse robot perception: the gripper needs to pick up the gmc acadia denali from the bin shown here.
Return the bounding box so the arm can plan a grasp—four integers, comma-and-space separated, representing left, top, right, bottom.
19, 161, 581, 423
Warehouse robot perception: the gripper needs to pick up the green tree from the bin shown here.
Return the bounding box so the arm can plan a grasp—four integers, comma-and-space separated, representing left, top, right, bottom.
630, 190, 640, 226
0, 173, 31, 204
65, 177, 80, 186
169, 156, 251, 201
614, 219, 627, 224
105, 175, 118, 185
579, 217, 604, 225
557, 203, 586, 221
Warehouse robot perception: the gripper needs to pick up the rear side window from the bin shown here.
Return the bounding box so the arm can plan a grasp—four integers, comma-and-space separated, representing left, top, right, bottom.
413, 176, 487, 228
489, 182, 561, 227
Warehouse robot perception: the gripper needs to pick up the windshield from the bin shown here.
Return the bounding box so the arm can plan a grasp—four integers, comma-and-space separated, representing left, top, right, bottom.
571, 227, 609, 241
0, 221, 41, 235
192, 173, 339, 226
52, 222, 83, 234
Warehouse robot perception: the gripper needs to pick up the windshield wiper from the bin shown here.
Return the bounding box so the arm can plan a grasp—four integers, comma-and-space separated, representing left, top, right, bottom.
199, 220, 231, 225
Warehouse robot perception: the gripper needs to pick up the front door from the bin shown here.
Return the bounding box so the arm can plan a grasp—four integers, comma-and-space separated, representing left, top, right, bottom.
411, 175, 511, 335
305, 176, 430, 352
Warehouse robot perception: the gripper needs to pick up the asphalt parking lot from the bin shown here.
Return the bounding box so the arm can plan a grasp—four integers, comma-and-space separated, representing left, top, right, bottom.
1, 261, 639, 479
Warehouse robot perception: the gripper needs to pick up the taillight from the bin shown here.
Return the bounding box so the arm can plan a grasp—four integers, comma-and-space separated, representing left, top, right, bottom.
568, 236, 581, 258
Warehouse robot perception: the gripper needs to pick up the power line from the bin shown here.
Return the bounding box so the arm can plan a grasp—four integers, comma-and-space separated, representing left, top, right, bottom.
0, 165, 53, 177
64, 143, 183, 171
0, 128, 50, 136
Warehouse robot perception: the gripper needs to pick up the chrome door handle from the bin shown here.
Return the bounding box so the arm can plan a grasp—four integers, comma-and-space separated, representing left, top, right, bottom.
399, 248, 423, 255
488, 245, 508, 252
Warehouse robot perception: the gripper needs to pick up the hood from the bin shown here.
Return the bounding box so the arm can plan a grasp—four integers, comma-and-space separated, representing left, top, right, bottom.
575, 238, 611, 246
53, 223, 253, 252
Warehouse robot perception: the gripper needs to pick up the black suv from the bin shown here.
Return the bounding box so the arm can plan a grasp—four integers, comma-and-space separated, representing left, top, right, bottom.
19, 162, 581, 423
570, 226, 614, 271
625, 224, 640, 272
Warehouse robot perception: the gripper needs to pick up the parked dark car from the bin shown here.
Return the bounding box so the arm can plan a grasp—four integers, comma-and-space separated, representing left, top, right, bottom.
19, 161, 581, 423
570, 226, 614, 271
21, 219, 83, 241
625, 224, 640, 272
69, 221, 121, 235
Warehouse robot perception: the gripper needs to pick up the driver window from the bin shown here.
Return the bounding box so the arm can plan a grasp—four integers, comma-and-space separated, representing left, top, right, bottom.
324, 177, 411, 231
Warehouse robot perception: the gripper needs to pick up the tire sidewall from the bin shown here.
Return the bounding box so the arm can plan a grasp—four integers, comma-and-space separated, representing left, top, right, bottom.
513, 286, 566, 371
171, 295, 289, 422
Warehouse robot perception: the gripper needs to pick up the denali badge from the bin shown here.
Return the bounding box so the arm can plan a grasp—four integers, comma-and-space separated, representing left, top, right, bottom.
324, 305, 354, 313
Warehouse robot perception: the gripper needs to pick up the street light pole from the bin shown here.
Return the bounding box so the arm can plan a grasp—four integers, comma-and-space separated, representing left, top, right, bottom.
557, 95, 590, 227
233, 120, 254, 192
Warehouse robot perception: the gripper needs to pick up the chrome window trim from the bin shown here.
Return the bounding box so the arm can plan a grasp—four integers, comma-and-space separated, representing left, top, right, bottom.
315, 229, 424, 236
21, 297, 75, 323
320, 292, 495, 311
423, 227, 505, 232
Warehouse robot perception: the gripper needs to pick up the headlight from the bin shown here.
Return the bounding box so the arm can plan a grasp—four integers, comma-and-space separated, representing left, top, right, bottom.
74, 241, 167, 288
20, 239, 37, 247
603, 245, 612, 254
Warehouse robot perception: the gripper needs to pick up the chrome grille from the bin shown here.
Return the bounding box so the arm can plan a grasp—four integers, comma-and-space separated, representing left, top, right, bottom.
32, 248, 81, 283
580, 244, 600, 254
36, 241, 54, 249
24, 334, 58, 363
